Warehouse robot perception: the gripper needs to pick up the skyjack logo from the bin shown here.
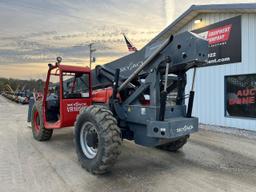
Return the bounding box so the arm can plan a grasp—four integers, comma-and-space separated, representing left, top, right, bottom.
176, 125, 194, 133
198, 24, 232, 45
120, 61, 143, 73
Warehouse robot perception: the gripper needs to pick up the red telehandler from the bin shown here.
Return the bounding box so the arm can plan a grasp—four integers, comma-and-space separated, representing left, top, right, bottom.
28, 31, 208, 174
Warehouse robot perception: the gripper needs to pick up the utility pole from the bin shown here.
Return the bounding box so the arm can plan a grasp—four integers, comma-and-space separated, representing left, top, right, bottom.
89, 43, 96, 69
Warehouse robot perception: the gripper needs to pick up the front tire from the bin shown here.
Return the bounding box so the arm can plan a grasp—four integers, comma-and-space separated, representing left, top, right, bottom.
74, 106, 121, 175
31, 101, 53, 141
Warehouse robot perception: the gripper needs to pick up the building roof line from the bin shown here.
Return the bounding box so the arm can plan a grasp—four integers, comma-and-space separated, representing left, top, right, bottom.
145, 3, 256, 47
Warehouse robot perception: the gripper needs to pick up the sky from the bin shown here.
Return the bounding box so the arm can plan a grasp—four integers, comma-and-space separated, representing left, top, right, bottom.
0, 0, 255, 79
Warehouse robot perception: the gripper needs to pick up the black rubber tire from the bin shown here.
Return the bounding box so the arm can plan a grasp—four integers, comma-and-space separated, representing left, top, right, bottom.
157, 135, 189, 152
74, 105, 121, 175
31, 101, 53, 141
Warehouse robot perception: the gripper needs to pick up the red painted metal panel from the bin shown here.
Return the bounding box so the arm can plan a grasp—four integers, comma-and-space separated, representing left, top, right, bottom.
92, 88, 113, 104
61, 98, 92, 127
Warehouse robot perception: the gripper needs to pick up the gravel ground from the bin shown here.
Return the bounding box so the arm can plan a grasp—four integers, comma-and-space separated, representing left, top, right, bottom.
0, 95, 256, 192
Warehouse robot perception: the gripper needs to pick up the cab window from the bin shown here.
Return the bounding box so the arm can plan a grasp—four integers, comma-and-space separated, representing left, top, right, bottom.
62, 72, 90, 99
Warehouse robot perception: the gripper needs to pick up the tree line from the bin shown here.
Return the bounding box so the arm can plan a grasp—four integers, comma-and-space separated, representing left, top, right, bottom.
0, 77, 45, 93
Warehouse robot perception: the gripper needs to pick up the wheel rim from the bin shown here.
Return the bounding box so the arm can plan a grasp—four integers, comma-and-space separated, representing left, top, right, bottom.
80, 122, 99, 159
33, 111, 40, 133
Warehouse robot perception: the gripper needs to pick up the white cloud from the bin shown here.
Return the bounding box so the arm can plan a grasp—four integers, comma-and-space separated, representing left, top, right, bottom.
1, 0, 256, 78
0, 0, 165, 78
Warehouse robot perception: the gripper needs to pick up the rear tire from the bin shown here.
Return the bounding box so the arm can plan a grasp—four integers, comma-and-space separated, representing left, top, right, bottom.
31, 101, 53, 141
74, 105, 121, 175
157, 135, 189, 152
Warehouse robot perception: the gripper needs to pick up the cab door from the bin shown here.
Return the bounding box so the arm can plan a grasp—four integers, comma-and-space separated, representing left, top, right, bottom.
60, 71, 92, 127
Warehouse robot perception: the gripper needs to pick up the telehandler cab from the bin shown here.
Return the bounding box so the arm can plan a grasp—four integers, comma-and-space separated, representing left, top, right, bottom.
29, 31, 208, 174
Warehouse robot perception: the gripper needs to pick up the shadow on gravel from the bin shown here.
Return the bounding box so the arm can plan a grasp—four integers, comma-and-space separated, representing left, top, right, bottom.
49, 127, 74, 142
32, 126, 256, 187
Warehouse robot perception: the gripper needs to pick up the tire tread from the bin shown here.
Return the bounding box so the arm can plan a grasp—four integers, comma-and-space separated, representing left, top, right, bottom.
74, 105, 121, 174
31, 100, 53, 141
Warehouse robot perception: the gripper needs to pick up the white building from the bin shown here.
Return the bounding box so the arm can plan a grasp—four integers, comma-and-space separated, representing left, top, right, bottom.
152, 3, 256, 131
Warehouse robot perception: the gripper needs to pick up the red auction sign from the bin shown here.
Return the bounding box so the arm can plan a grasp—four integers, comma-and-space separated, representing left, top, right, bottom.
225, 74, 256, 118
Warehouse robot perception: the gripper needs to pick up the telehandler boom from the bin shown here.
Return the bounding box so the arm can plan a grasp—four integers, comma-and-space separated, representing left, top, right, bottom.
29, 31, 208, 174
